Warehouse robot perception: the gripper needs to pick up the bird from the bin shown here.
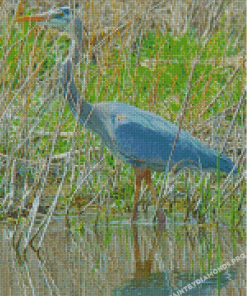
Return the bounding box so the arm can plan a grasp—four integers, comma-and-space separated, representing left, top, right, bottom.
15, 7, 238, 222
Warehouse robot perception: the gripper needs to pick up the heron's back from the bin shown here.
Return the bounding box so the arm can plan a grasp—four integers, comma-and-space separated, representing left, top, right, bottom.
94, 102, 237, 174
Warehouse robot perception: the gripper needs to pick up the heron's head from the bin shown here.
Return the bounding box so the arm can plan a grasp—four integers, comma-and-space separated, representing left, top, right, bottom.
15, 7, 83, 48
14, 7, 73, 28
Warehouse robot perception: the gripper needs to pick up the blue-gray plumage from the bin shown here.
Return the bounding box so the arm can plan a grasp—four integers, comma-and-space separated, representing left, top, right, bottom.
15, 7, 237, 222
62, 59, 236, 175
94, 101, 237, 174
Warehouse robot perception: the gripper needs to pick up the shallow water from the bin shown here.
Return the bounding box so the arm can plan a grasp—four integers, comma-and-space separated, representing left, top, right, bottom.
0, 212, 245, 296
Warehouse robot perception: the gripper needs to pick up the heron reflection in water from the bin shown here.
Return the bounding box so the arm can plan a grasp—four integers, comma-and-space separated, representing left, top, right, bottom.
15, 7, 238, 222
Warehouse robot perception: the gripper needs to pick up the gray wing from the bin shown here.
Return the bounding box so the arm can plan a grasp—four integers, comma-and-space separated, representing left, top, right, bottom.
94, 102, 236, 173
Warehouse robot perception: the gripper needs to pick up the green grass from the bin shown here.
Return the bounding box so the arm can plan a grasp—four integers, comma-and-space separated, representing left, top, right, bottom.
0, 9, 245, 224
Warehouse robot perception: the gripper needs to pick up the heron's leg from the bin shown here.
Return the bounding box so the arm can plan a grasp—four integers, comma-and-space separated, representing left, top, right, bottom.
143, 169, 158, 207
132, 167, 146, 222
132, 167, 165, 223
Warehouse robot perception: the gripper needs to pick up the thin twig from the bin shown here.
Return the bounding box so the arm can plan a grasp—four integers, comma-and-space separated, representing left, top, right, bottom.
221, 89, 246, 153
198, 63, 243, 118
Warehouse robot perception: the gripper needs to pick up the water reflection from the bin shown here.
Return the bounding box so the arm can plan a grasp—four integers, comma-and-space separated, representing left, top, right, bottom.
113, 269, 237, 296
0, 215, 245, 296
113, 224, 238, 295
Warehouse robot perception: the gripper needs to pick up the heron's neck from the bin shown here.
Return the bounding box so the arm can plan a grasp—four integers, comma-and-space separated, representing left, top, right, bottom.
72, 17, 83, 65
61, 38, 96, 131
60, 17, 104, 133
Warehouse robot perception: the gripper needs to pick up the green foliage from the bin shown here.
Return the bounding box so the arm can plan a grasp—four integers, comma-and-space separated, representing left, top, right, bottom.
3, 12, 244, 221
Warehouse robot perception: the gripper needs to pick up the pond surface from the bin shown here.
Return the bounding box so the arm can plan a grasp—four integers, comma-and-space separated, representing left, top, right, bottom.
0, 212, 245, 296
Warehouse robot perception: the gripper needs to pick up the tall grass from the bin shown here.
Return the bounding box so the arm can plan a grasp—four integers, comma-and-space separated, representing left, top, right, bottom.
0, 0, 245, 234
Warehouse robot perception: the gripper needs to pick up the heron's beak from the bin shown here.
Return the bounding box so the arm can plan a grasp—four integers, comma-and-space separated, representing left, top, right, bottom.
14, 13, 50, 23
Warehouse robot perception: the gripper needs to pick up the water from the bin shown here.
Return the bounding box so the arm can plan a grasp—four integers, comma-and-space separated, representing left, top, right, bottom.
0, 212, 245, 296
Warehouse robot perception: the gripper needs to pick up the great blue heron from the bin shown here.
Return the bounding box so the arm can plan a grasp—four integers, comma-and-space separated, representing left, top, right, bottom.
15, 7, 237, 222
